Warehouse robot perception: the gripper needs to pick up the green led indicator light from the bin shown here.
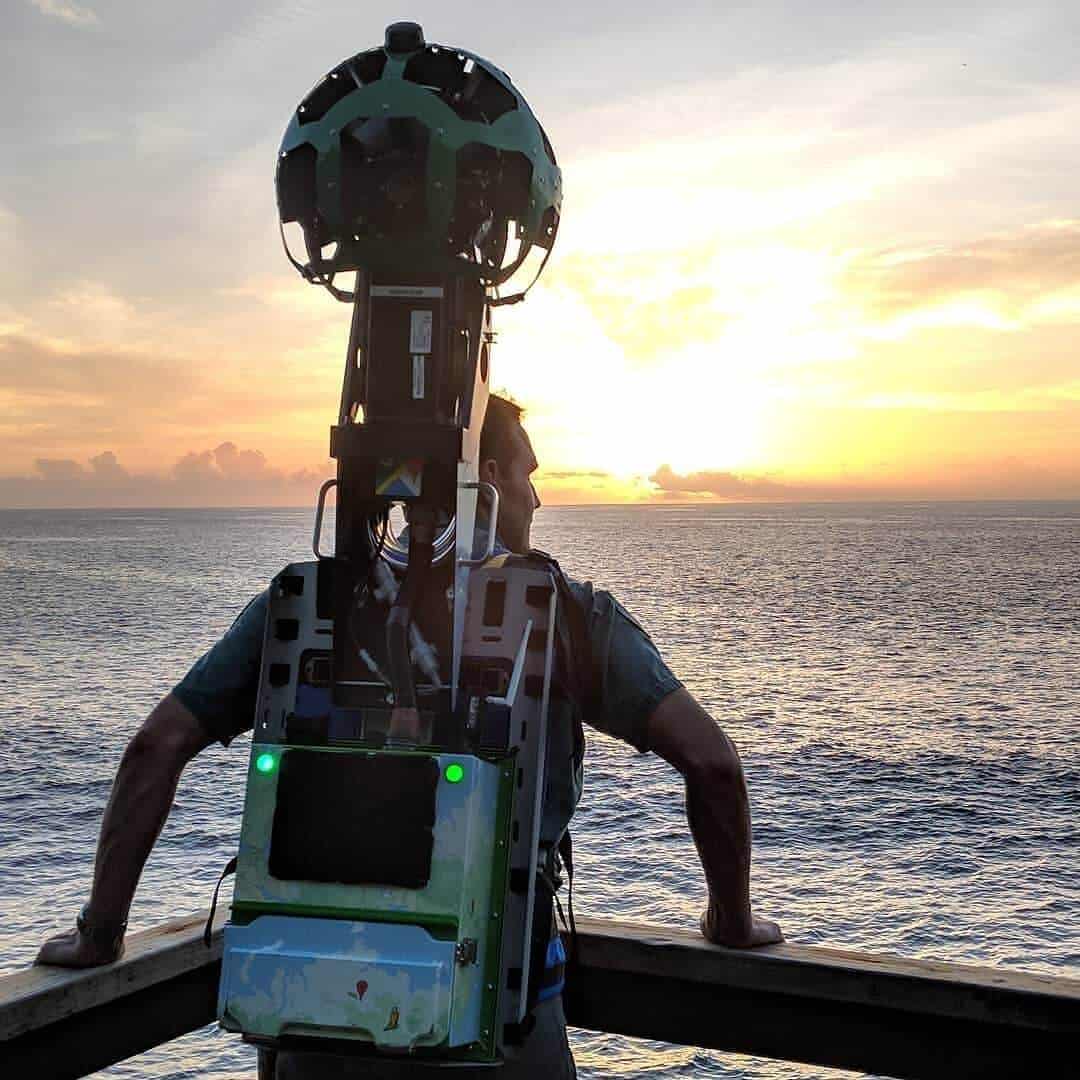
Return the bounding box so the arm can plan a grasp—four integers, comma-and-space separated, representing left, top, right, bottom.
255, 752, 277, 775
445, 763, 465, 784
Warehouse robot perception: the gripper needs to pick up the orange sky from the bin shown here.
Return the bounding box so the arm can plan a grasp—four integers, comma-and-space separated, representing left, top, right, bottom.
3, 2, 1079, 507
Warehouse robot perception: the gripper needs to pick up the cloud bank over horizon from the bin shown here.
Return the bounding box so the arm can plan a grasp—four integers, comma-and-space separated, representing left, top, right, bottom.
3, 445, 1077, 509
0, 443, 332, 508
648, 461, 1080, 503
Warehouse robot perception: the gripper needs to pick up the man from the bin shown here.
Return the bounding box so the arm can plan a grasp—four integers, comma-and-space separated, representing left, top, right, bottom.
38, 395, 782, 1075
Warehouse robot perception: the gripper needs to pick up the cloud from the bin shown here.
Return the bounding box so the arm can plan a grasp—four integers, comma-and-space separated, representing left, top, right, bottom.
0, 444, 330, 508
29, 0, 98, 27
0, 331, 178, 396
34, 457, 87, 483
650, 464, 815, 501
172, 442, 306, 486
845, 220, 1080, 329
551, 261, 726, 363
44, 280, 141, 344
534, 468, 642, 505
89, 449, 127, 478
858, 382, 1080, 413
540, 469, 611, 480
33, 449, 133, 491
649, 459, 1080, 502
0, 330, 338, 467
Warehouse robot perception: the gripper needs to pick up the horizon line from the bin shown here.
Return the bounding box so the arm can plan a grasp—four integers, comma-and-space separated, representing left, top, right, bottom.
2, 496, 1079, 513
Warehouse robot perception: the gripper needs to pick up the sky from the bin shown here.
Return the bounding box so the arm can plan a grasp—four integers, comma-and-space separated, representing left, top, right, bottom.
2, 0, 1079, 507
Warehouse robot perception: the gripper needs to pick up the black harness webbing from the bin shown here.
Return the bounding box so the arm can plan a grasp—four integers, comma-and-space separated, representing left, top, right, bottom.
525, 551, 596, 1025
555, 828, 582, 1017
204, 855, 237, 947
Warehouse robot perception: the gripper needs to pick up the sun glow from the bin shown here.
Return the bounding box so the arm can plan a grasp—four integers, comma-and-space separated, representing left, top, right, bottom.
497, 223, 849, 488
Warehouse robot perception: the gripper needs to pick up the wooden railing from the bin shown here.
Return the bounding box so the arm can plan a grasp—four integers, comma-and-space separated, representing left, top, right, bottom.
2, 910, 1077, 1078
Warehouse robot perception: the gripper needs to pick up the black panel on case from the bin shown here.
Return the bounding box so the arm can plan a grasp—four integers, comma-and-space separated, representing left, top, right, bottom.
316, 558, 339, 621
478, 702, 510, 750
269, 751, 438, 887
482, 667, 509, 695
280, 574, 304, 596
525, 584, 553, 608
462, 656, 513, 697
276, 618, 300, 641
300, 650, 332, 686
269, 663, 291, 687
482, 579, 506, 626
286, 714, 328, 745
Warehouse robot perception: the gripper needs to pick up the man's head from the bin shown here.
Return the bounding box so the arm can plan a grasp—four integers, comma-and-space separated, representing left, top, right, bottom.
478, 394, 541, 553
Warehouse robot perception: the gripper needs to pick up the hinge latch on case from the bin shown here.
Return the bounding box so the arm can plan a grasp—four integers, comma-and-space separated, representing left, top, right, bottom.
455, 938, 478, 965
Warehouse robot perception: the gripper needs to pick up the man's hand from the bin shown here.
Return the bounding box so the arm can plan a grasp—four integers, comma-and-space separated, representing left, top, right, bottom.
36, 924, 123, 968
700, 900, 783, 948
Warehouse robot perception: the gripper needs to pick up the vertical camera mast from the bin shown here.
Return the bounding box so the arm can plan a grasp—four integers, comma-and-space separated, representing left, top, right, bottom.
215, 22, 566, 1065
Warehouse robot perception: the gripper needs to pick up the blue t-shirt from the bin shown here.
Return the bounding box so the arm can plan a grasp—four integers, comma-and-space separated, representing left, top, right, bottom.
174, 579, 682, 759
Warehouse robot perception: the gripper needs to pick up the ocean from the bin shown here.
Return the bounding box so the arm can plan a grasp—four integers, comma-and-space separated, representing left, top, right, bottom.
1, 501, 1077, 1078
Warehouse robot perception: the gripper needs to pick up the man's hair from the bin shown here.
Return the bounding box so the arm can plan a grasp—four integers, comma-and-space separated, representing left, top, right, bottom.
479, 393, 525, 466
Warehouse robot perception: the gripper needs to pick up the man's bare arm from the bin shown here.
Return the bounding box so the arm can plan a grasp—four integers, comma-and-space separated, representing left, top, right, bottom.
647, 688, 782, 948
36, 692, 213, 967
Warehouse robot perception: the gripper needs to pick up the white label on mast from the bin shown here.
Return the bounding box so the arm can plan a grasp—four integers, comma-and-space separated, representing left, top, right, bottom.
409, 309, 433, 354
370, 285, 444, 298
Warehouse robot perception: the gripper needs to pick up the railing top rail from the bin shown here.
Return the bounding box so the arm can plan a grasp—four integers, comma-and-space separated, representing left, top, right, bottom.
0, 910, 227, 1042
2, 910, 1078, 1080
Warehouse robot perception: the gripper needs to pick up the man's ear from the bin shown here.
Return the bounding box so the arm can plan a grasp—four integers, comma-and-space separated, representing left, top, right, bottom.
478, 457, 500, 487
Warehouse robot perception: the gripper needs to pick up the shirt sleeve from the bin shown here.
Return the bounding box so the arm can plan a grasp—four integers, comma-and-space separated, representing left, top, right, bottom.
172, 591, 268, 747
569, 581, 683, 753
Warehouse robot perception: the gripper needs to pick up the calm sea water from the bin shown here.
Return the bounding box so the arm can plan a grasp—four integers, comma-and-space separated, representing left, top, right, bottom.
1, 502, 1077, 1079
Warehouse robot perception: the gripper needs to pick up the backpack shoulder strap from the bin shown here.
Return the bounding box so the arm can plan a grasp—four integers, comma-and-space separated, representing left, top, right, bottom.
527, 548, 600, 731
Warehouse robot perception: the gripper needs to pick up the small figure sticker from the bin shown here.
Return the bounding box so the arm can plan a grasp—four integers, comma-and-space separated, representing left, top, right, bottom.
375, 458, 423, 499
385, 1005, 400, 1031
